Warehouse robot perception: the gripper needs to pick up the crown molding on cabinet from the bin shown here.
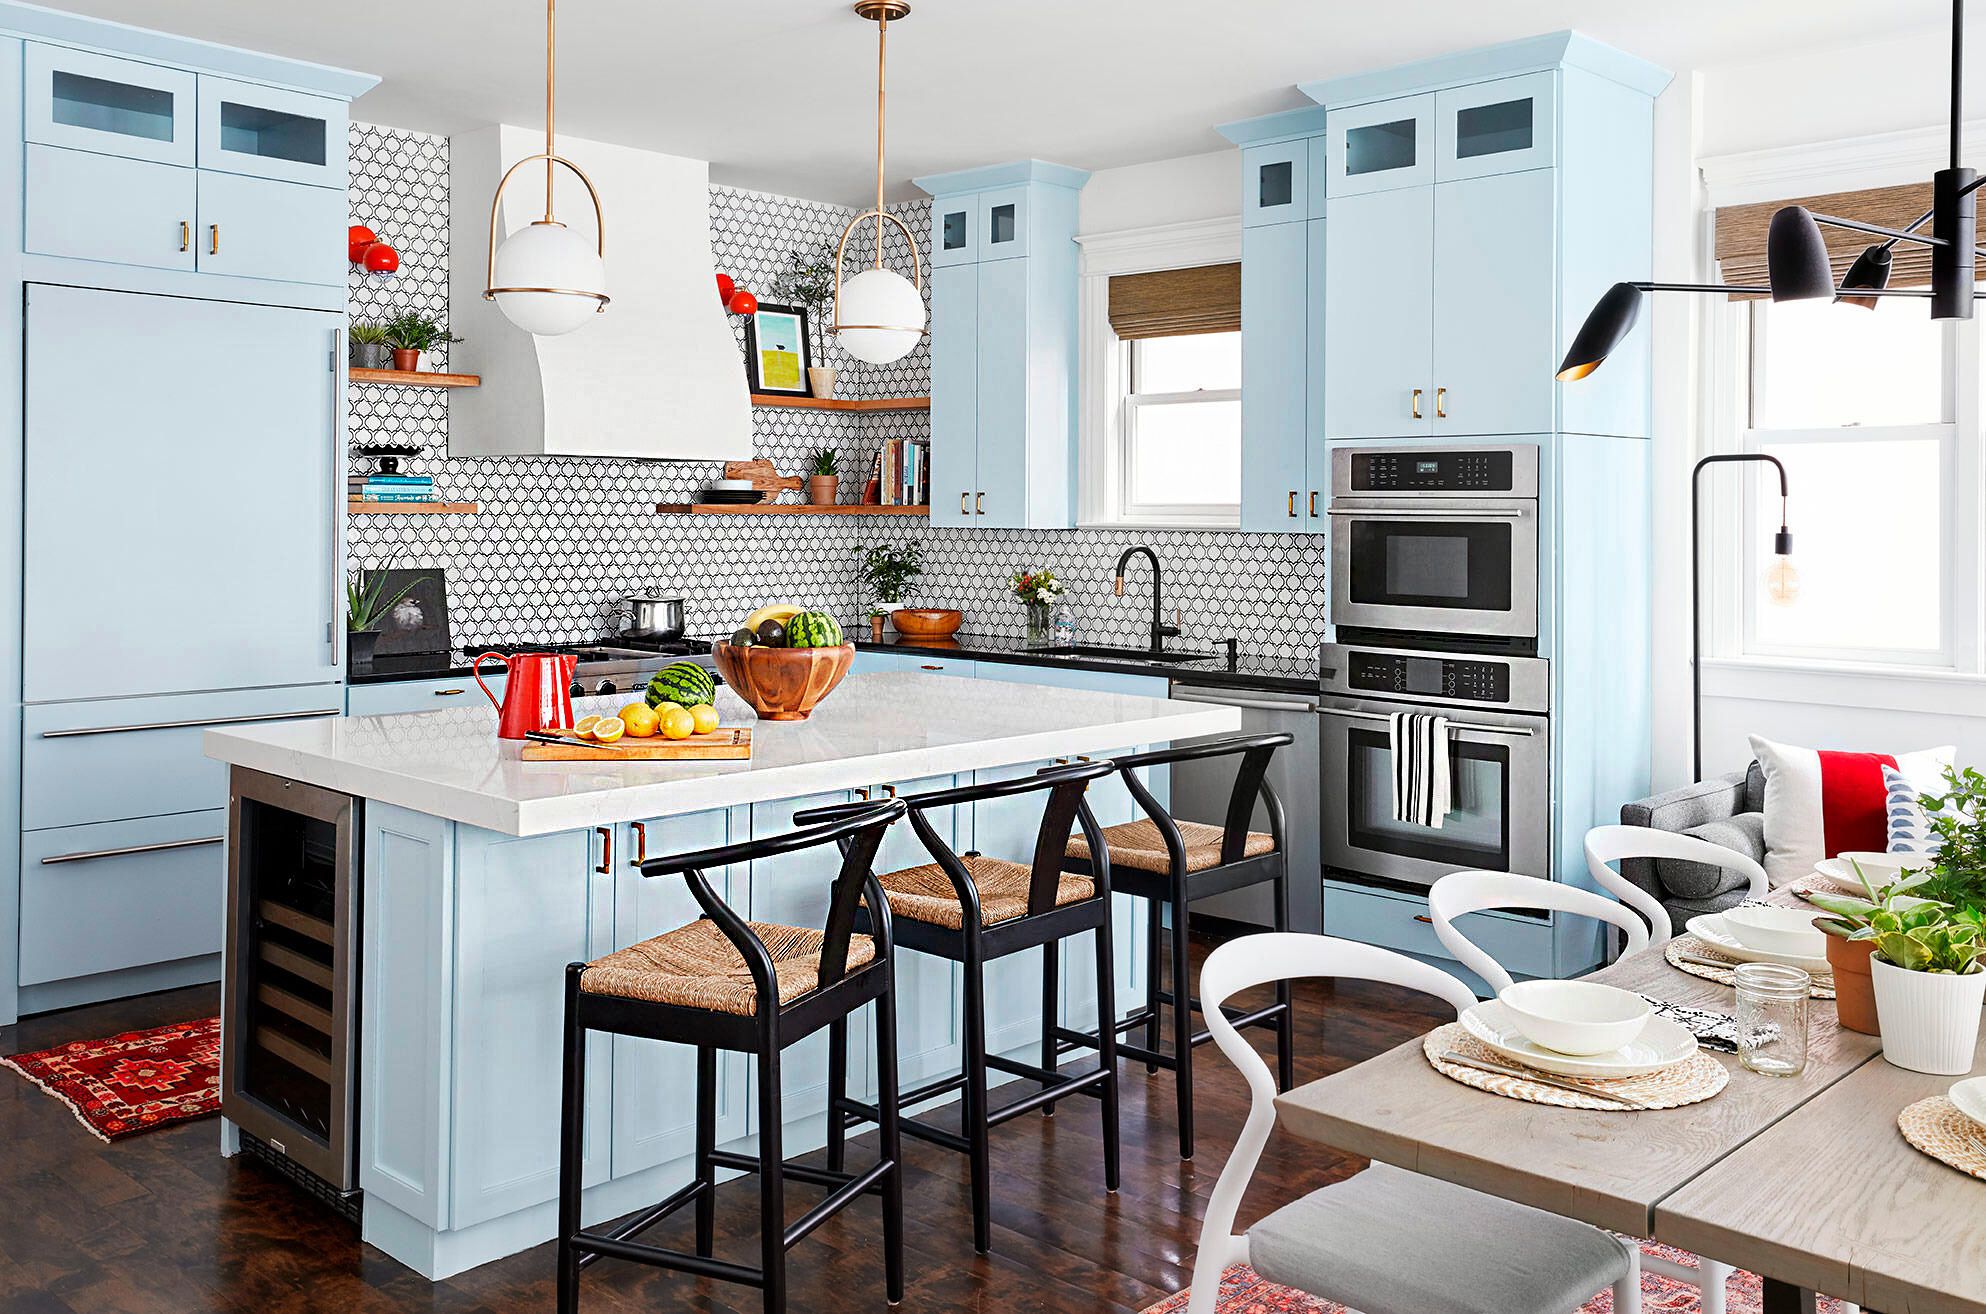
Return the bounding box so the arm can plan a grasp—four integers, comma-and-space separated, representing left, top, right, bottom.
1075, 217, 1241, 278
1299, 29, 1670, 108
1699, 118, 1986, 209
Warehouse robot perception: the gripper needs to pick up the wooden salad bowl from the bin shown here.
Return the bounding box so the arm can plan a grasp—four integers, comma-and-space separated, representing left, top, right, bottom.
713, 642, 855, 721
890, 607, 964, 638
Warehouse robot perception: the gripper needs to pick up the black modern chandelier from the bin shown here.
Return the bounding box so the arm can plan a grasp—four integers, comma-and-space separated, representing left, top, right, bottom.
1558, 0, 1982, 380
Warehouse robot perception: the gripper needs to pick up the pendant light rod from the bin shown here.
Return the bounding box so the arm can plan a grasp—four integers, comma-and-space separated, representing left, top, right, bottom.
874, 4, 886, 268
545, 0, 556, 221
1956, 0, 1966, 170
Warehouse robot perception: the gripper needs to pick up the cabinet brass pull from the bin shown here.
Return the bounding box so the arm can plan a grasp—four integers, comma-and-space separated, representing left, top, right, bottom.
1411, 388, 1423, 419
209, 224, 220, 255
1414, 914, 1433, 924
179, 221, 190, 252
1309, 491, 1319, 518
855, 787, 872, 800
976, 492, 985, 514
919, 664, 943, 671
433, 688, 466, 696
595, 826, 612, 875
960, 491, 970, 515
882, 784, 897, 798
629, 821, 647, 867
43, 835, 223, 866
1288, 491, 1298, 518
1436, 386, 1448, 419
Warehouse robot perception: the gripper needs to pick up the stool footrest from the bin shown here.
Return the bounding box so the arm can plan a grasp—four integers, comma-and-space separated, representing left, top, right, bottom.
705, 1148, 872, 1193
894, 1071, 970, 1109
1115, 1040, 1179, 1071
985, 1069, 1109, 1128
571, 1231, 765, 1287
783, 1161, 893, 1250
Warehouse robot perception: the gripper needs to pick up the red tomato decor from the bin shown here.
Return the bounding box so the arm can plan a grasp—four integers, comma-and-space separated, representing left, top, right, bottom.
348, 224, 378, 263
362, 242, 401, 274
728, 289, 758, 316
716, 272, 736, 304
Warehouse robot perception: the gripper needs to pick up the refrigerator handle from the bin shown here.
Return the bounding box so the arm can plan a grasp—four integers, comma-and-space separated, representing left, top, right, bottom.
330, 328, 345, 666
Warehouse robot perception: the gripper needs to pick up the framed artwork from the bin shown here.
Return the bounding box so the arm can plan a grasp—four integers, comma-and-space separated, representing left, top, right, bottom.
368, 567, 451, 656
743, 302, 812, 396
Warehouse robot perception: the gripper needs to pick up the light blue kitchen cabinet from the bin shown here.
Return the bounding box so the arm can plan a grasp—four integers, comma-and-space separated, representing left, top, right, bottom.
1322, 878, 1552, 991
915, 160, 1088, 529
889, 653, 977, 679
1435, 71, 1557, 181
24, 42, 195, 166
196, 75, 346, 188
1324, 184, 1434, 439
24, 143, 194, 270
197, 168, 346, 285
1324, 93, 1434, 197
1240, 139, 1311, 227
1432, 168, 1558, 437
23, 285, 343, 702
346, 674, 504, 718
1239, 219, 1313, 530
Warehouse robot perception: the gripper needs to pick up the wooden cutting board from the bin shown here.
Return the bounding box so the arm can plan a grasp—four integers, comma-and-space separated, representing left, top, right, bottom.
723, 459, 804, 501
521, 727, 753, 761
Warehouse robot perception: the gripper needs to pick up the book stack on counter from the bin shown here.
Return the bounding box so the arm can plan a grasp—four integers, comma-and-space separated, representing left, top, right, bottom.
877, 438, 929, 507
350, 473, 435, 504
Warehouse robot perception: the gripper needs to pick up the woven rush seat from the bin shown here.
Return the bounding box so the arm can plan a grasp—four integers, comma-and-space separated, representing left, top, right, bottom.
1066, 817, 1274, 874
871, 854, 1095, 928
581, 918, 875, 1017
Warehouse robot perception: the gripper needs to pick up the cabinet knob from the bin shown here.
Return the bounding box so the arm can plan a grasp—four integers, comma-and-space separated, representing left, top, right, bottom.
1436, 386, 1448, 419
179, 221, 190, 253
1411, 388, 1423, 420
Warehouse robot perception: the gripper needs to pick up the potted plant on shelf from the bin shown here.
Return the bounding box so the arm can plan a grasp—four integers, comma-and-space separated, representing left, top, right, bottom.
1864, 897, 1986, 1073
346, 566, 422, 672
1011, 567, 1066, 647
808, 448, 841, 506
349, 320, 393, 370
1806, 864, 1943, 1035
383, 312, 462, 372
772, 241, 840, 398
859, 541, 923, 642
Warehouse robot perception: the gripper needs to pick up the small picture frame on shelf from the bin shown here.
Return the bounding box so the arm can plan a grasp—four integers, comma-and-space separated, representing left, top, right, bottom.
743, 303, 812, 396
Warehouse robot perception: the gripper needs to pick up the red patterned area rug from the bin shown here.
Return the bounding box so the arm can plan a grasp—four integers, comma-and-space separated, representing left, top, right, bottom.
1145, 1249, 1848, 1314
2, 1016, 221, 1142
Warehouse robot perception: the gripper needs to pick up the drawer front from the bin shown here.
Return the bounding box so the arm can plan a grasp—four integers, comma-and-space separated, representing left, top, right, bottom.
1323, 879, 1552, 983
970, 662, 1166, 699
196, 169, 347, 286
347, 675, 502, 718
24, 687, 343, 831
25, 43, 196, 167
25, 143, 196, 271
20, 810, 228, 985
196, 76, 346, 187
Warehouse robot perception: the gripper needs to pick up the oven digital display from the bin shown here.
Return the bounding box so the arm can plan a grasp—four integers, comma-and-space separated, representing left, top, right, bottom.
1345, 652, 1513, 703
1402, 657, 1445, 695
1414, 459, 1441, 475
1350, 449, 1517, 492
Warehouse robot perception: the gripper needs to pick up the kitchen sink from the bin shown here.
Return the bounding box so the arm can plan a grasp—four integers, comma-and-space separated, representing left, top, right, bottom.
1026, 643, 1216, 665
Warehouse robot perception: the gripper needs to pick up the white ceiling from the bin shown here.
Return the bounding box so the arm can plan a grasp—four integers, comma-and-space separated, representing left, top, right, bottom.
48, 0, 1951, 205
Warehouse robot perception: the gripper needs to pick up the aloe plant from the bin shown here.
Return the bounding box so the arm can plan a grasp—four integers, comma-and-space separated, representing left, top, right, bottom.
1805, 860, 1941, 939
346, 568, 422, 633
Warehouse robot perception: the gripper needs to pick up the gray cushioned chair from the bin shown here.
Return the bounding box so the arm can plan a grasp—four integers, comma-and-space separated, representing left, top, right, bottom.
1617, 765, 1767, 930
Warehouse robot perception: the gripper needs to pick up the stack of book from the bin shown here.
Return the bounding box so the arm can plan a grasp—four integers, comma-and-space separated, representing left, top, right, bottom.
349, 473, 436, 504
876, 438, 929, 507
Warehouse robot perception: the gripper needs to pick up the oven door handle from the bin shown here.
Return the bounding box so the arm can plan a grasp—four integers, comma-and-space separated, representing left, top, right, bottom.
1324, 707, 1537, 737
1325, 507, 1530, 519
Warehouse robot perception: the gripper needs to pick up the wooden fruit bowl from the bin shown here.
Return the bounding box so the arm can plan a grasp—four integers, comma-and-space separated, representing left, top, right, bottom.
713, 642, 855, 721
890, 608, 964, 639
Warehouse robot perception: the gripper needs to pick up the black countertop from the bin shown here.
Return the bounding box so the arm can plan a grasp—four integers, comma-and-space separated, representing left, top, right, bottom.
348, 651, 482, 684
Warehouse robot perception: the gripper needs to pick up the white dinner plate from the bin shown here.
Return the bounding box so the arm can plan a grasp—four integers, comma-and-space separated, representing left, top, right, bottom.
1810, 854, 1925, 895
1687, 913, 1833, 976
1460, 1000, 1699, 1079
1951, 1075, 1986, 1130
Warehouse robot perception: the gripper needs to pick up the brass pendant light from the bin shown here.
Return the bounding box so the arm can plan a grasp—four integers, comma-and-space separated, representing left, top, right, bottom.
830, 0, 928, 365
483, 0, 610, 336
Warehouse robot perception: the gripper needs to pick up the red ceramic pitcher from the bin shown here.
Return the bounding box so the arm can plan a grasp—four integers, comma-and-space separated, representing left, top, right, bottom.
474, 651, 577, 740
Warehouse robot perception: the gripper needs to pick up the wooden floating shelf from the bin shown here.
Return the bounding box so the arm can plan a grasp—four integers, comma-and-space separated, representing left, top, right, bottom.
348, 500, 481, 514
748, 394, 928, 413
655, 503, 929, 516
350, 368, 482, 389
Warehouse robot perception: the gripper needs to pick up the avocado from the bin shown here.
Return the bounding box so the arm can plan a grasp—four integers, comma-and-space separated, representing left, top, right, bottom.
729, 627, 757, 647
755, 618, 788, 647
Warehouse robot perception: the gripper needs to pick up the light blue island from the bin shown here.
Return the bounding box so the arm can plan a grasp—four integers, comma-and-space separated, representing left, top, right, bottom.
204, 671, 1237, 1279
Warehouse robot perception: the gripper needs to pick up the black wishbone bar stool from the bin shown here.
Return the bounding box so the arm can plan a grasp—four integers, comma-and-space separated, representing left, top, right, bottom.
1062, 730, 1295, 1161
555, 798, 908, 1314
799, 758, 1121, 1255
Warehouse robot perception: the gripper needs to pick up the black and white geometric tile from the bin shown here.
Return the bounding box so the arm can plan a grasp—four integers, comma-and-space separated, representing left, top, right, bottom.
345, 122, 1327, 661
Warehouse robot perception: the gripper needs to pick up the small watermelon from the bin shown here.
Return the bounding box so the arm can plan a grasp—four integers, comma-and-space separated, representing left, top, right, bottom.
646, 660, 717, 710
784, 610, 845, 648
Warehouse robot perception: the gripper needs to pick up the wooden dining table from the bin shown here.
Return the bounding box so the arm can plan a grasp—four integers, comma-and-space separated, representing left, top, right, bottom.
1274, 925, 1986, 1313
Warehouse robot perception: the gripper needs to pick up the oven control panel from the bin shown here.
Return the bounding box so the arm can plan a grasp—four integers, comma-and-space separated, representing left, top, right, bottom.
1350, 448, 1516, 493
1345, 650, 1512, 703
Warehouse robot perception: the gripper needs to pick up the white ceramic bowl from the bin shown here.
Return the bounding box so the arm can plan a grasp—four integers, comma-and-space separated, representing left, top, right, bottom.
1829, 850, 1916, 890
1722, 904, 1829, 959
1497, 979, 1653, 1056
1951, 1075, 1986, 1129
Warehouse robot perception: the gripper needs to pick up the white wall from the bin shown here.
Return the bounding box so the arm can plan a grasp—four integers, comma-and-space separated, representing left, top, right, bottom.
1078, 148, 1237, 235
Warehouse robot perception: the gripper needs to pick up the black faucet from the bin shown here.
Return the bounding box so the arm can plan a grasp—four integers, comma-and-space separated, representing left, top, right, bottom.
1114, 545, 1180, 655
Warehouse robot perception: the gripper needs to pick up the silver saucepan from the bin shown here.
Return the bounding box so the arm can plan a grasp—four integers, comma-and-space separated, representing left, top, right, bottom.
623, 595, 685, 640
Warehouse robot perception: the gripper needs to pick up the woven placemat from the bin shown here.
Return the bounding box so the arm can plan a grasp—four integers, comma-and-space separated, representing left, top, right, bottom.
1898, 1096, 1986, 1181
1422, 1022, 1727, 1111
1664, 935, 1836, 1000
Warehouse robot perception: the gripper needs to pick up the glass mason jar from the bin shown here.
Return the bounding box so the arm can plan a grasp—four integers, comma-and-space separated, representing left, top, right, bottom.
1024, 599, 1053, 646
1734, 962, 1811, 1077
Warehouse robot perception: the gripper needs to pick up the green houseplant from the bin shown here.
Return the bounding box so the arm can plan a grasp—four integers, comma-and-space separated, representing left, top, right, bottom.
808, 447, 841, 506
1807, 865, 1946, 1034
346, 567, 421, 671
383, 312, 462, 372
1862, 896, 1986, 1074
349, 320, 393, 370
772, 241, 840, 397
859, 541, 923, 639
1911, 765, 1986, 911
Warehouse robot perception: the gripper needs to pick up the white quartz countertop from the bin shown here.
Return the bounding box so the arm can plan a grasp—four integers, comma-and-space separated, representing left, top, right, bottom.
204, 672, 1241, 836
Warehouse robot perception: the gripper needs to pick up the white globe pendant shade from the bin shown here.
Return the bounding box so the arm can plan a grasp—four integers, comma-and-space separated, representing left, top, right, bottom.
835, 267, 926, 364
491, 221, 607, 337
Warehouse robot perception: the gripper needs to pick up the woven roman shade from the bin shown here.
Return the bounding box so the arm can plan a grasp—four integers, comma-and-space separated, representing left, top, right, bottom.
1108, 262, 1241, 339
1715, 182, 1933, 297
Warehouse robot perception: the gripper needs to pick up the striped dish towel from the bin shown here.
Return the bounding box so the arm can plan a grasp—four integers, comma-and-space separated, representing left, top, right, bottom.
1389, 711, 1452, 829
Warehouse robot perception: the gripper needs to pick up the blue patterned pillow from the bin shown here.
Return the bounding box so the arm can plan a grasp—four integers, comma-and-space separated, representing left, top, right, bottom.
1884, 764, 1941, 857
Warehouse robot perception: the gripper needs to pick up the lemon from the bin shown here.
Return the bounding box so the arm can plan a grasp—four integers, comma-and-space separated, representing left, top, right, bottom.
689, 703, 720, 735
591, 715, 626, 744
574, 714, 602, 738
618, 703, 661, 738
659, 704, 696, 740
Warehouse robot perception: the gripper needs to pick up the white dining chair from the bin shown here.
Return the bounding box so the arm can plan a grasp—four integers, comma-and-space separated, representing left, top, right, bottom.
1185, 932, 1642, 1314
1426, 869, 1728, 1314
1584, 824, 1769, 945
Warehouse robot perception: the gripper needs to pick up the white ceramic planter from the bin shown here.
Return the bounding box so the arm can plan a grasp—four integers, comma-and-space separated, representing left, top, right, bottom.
1870, 954, 1986, 1075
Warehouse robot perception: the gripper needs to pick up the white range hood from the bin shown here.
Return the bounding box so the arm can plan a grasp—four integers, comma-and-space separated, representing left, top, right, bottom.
447, 124, 752, 461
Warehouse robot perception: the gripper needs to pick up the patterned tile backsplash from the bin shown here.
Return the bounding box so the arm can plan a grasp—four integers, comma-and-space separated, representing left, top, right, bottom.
346, 123, 1327, 662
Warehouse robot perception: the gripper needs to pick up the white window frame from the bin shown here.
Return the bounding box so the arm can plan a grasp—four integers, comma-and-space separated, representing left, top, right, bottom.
1115, 335, 1242, 525
1075, 218, 1242, 529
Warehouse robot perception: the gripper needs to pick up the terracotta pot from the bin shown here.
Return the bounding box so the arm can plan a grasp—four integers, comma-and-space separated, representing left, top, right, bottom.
391, 348, 421, 371
713, 642, 854, 721
868, 614, 885, 642
1824, 933, 1880, 1035
890, 608, 964, 639
808, 475, 839, 506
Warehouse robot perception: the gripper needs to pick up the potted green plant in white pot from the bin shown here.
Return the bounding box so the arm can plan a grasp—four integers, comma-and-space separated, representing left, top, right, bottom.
1867, 898, 1986, 1074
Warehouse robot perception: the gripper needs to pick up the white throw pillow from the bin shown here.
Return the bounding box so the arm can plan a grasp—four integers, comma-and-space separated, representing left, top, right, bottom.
1883, 764, 1944, 859
1747, 735, 1954, 886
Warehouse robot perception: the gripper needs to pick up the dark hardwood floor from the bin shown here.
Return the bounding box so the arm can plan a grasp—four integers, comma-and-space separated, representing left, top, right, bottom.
0, 930, 1447, 1314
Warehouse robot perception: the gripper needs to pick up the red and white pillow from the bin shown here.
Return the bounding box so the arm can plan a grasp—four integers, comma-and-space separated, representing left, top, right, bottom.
1748, 735, 1955, 885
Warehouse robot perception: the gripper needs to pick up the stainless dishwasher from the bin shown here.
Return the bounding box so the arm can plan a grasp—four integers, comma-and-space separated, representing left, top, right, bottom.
1164, 682, 1322, 932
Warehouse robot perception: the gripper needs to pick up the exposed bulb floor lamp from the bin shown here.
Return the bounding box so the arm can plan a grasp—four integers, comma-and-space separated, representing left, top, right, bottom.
483, 0, 610, 337
830, 0, 928, 366
1691, 454, 1796, 781
1558, 0, 1983, 380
